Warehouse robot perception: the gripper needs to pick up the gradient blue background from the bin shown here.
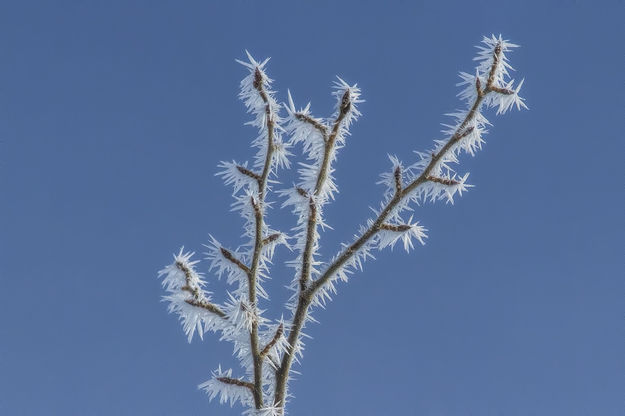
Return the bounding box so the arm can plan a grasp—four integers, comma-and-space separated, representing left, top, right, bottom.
1, 1, 622, 415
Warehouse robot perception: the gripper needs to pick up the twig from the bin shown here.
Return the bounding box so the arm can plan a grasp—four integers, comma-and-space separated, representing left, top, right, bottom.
260, 324, 284, 358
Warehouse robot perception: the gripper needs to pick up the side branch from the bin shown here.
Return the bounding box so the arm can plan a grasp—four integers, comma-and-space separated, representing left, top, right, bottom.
217, 376, 255, 391
313, 89, 351, 194
184, 298, 226, 318
380, 223, 412, 232
426, 176, 460, 186
237, 165, 261, 182
220, 247, 251, 275
176, 260, 227, 318
260, 324, 284, 358
295, 113, 328, 140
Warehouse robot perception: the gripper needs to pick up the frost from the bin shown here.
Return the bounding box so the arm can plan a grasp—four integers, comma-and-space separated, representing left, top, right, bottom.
158, 35, 527, 415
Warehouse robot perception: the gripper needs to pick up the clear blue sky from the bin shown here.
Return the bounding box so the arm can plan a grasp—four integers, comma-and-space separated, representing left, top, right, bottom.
1, 1, 622, 415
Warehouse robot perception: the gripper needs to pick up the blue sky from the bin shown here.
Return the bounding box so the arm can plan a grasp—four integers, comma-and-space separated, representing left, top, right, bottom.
1, 1, 623, 415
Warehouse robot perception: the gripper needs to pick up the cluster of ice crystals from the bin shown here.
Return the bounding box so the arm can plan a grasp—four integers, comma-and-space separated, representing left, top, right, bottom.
199, 366, 254, 408
457, 34, 527, 114
158, 249, 223, 342
284, 78, 362, 204
236, 51, 290, 172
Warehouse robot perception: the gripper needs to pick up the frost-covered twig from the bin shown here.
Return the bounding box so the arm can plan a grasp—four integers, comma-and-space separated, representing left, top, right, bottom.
159, 35, 527, 415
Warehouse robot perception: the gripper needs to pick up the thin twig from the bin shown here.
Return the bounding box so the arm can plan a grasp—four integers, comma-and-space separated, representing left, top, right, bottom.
220, 247, 251, 275
295, 113, 328, 140
379, 223, 412, 232
176, 261, 226, 318
217, 377, 255, 391
426, 176, 460, 186
260, 324, 284, 358
184, 299, 226, 318
237, 165, 261, 182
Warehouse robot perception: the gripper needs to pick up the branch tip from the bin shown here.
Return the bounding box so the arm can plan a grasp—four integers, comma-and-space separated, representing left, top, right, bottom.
339, 89, 351, 115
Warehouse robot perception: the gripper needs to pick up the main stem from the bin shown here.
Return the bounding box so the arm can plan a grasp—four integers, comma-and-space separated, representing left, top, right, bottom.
248, 68, 275, 409
274, 91, 350, 409
274, 44, 503, 412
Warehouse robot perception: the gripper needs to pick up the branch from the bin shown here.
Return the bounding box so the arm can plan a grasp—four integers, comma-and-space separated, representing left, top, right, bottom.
236, 165, 261, 183
295, 113, 328, 141
489, 85, 514, 95
220, 247, 251, 275
426, 176, 460, 186
217, 376, 255, 392
176, 260, 226, 318
314, 89, 351, 193
300, 89, 351, 291
299, 197, 317, 292
260, 324, 284, 358
246, 66, 276, 409
274, 87, 353, 409
184, 298, 226, 318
